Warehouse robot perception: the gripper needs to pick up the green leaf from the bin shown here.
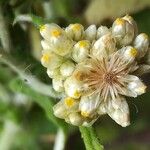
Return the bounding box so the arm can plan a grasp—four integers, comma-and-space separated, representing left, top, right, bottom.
9, 78, 68, 133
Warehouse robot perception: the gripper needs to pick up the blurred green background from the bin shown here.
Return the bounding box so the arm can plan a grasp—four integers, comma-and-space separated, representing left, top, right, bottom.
0, 0, 150, 150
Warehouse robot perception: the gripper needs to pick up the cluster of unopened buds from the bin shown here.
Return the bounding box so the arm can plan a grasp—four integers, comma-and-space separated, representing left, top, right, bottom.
40, 15, 149, 127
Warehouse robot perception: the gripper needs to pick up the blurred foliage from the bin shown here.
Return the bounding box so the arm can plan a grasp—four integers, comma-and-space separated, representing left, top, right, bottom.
0, 0, 150, 150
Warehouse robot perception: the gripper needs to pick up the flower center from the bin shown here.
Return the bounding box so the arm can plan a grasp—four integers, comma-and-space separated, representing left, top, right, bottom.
104, 72, 116, 84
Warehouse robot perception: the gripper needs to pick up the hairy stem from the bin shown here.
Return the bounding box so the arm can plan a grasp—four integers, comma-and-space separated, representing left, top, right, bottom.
79, 126, 104, 150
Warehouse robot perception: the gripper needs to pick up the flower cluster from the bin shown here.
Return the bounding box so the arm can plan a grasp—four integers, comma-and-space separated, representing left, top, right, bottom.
40, 15, 149, 127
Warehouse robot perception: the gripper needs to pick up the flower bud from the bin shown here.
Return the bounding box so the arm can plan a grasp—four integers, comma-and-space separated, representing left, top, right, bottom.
97, 26, 110, 39
92, 34, 116, 58
41, 51, 63, 69
41, 40, 51, 50
47, 68, 61, 78
40, 24, 74, 56
72, 40, 91, 62
133, 33, 149, 58
112, 18, 134, 45
68, 113, 84, 126
53, 100, 67, 118
122, 15, 138, 35
52, 77, 64, 92
60, 60, 75, 77
64, 76, 82, 99
85, 25, 97, 41
65, 23, 84, 41
120, 46, 137, 62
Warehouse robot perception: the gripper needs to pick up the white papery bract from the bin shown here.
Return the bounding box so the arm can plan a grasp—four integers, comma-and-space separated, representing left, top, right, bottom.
40, 15, 149, 127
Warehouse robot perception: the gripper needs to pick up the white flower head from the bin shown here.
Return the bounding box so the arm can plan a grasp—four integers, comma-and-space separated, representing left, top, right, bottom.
40, 15, 149, 127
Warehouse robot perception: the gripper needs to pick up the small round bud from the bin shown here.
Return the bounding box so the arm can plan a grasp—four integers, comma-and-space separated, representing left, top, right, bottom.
97, 26, 110, 39
65, 23, 84, 41
41, 51, 63, 69
52, 77, 64, 92
120, 46, 137, 62
84, 25, 97, 41
41, 40, 51, 50
60, 60, 75, 77
112, 18, 135, 45
68, 113, 84, 126
40, 24, 74, 56
40, 23, 63, 42
47, 68, 61, 78
72, 40, 91, 62
64, 76, 82, 99
122, 15, 138, 35
53, 100, 67, 118
133, 33, 149, 58
92, 34, 116, 58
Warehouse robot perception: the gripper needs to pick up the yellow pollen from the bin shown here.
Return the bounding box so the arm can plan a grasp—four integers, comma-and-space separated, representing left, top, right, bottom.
71, 24, 81, 31
81, 111, 89, 117
79, 41, 88, 48
73, 90, 81, 98
51, 29, 62, 37
40, 25, 46, 32
41, 53, 50, 62
64, 97, 75, 107
129, 48, 137, 57
115, 18, 124, 25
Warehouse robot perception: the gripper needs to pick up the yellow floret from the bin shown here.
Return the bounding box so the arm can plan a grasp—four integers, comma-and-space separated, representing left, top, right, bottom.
79, 41, 89, 48
73, 90, 81, 98
115, 18, 125, 25
41, 53, 50, 62
51, 29, 62, 37
71, 24, 82, 31
129, 48, 138, 57
64, 97, 75, 107
81, 111, 89, 117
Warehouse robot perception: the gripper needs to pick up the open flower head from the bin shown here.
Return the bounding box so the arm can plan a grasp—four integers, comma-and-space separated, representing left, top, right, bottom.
40, 15, 149, 127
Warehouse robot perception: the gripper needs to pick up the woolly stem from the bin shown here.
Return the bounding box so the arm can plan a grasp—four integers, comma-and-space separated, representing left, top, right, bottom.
79, 126, 104, 150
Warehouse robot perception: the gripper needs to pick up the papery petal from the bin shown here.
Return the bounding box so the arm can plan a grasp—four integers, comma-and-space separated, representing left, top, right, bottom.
92, 34, 116, 58
117, 75, 146, 97
79, 94, 101, 117
107, 97, 130, 127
